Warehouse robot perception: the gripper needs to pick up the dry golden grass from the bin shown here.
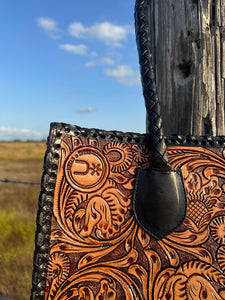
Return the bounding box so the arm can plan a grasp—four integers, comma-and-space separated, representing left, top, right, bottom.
0, 142, 46, 162
0, 142, 46, 300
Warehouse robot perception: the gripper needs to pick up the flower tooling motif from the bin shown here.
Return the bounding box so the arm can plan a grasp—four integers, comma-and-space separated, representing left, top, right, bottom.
184, 172, 223, 232
210, 216, 225, 244
46, 252, 70, 299
44, 140, 225, 299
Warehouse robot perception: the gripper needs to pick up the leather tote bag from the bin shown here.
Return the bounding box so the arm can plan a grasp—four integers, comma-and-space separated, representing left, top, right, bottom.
31, 0, 225, 299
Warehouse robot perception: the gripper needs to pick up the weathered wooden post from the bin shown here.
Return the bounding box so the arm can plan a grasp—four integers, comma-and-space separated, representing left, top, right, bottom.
149, 0, 225, 136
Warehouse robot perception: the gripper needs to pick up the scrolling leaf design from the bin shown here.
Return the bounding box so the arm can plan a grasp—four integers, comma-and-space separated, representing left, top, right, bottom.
44, 140, 225, 299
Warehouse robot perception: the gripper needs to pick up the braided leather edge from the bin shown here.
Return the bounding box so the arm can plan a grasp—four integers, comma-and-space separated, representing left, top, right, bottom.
30, 122, 225, 299
135, 0, 170, 169
51, 122, 225, 147
30, 125, 61, 300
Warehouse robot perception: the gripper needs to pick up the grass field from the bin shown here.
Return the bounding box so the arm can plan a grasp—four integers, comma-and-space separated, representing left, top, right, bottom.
0, 142, 46, 300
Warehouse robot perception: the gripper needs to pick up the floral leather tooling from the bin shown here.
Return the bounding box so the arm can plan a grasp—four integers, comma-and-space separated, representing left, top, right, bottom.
43, 134, 225, 299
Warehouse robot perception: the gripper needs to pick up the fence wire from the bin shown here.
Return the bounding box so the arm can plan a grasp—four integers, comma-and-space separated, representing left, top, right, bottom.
0, 178, 40, 185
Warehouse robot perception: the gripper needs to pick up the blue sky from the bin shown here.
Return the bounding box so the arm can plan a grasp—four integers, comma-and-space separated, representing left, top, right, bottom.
0, 0, 146, 141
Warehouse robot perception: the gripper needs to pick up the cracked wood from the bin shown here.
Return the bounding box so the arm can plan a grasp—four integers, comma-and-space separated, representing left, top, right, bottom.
149, 0, 225, 136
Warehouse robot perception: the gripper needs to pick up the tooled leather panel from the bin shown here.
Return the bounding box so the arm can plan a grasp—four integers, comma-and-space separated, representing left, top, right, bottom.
31, 123, 225, 300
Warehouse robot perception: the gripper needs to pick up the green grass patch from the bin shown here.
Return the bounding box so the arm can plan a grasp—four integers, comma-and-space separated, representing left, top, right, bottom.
0, 143, 45, 299
0, 142, 46, 300
0, 210, 36, 262
0, 210, 36, 299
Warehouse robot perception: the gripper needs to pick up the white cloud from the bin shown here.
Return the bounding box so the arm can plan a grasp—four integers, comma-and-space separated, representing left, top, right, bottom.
37, 17, 57, 31
104, 65, 140, 86
101, 57, 115, 65
68, 21, 132, 47
85, 57, 115, 68
0, 127, 44, 141
78, 107, 96, 114
59, 44, 88, 55
37, 17, 61, 39
69, 22, 86, 38
90, 51, 97, 57
85, 61, 98, 68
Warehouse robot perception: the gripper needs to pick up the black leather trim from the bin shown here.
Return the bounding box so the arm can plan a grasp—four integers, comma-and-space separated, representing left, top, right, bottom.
30, 126, 61, 300
50, 122, 225, 147
133, 167, 187, 240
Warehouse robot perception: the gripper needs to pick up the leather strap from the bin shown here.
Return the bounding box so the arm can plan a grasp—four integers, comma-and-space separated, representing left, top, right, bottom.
134, 0, 187, 240
135, 0, 171, 170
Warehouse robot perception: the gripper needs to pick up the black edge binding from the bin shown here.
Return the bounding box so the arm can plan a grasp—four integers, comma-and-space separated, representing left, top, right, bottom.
30, 124, 61, 300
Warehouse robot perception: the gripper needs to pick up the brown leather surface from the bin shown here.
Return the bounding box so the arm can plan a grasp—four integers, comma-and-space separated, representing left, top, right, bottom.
44, 135, 225, 299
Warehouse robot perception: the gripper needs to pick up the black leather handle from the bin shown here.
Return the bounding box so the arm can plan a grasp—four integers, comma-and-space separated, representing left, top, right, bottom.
135, 0, 171, 170
134, 0, 187, 240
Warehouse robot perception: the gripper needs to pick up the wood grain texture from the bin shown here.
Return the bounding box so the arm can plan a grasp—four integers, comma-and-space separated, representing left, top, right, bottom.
149, 0, 225, 135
